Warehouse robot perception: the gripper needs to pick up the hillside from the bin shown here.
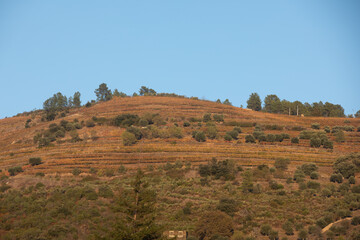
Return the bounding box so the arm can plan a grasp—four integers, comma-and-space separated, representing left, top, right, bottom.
0, 96, 359, 175
2, 96, 360, 239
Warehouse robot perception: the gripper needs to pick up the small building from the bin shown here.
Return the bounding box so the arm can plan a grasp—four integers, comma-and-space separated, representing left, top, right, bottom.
163, 230, 187, 240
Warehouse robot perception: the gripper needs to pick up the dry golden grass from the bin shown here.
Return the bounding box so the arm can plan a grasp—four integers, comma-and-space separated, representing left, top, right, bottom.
0, 96, 359, 174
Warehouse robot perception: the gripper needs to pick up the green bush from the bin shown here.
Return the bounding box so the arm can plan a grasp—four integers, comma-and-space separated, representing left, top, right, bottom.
114, 114, 140, 127
310, 137, 321, 148
8, 166, 23, 176
281, 133, 290, 139
330, 173, 343, 183
274, 158, 290, 171
324, 126, 331, 133
282, 221, 294, 235
274, 134, 284, 142
300, 163, 318, 175
168, 126, 183, 139
245, 135, 256, 143
307, 181, 320, 189
352, 216, 360, 225
269, 180, 284, 190
36, 172, 45, 177
227, 130, 239, 140
334, 130, 345, 142
352, 185, 360, 193
183, 122, 190, 127
122, 131, 137, 146
260, 224, 272, 236
126, 126, 143, 140
323, 140, 333, 149
86, 120, 95, 127
0, 184, 11, 193
29, 157, 42, 166
195, 131, 206, 142
98, 185, 114, 198
233, 127, 242, 133
206, 126, 218, 140
334, 153, 360, 178
118, 165, 126, 173
291, 137, 299, 144
311, 123, 320, 129
298, 229, 308, 240
72, 168, 82, 176
83, 186, 98, 200
224, 134, 232, 141
266, 134, 276, 142
310, 172, 319, 179
349, 176, 356, 184
217, 198, 238, 217
257, 134, 267, 142
203, 113, 212, 122
213, 114, 224, 122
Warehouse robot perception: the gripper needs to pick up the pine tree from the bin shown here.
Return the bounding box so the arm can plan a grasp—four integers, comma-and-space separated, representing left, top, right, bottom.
246, 93, 262, 111
95, 83, 112, 101
107, 169, 162, 240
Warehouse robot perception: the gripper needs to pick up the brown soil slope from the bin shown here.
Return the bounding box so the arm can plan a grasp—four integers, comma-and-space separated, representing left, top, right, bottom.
0, 96, 359, 174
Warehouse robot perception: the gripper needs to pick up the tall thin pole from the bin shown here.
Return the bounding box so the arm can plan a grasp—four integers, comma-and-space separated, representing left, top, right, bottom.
297, 105, 299, 116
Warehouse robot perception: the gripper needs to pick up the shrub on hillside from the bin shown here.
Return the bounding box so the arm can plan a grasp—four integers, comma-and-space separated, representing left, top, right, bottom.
195, 211, 234, 240
122, 131, 137, 146
224, 134, 232, 141
227, 130, 239, 140
266, 134, 276, 142
323, 140, 334, 149
281, 133, 290, 139
275, 134, 284, 142
126, 126, 143, 140
291, 137, 299, 144
8, 166, 23, 176
29, 157, 42, 166
311, 123, 320, 130
217, 198, 238, 217
282, 221, 294, 235
183, 122, 190, 127
324, 126, 331, 133
206, 126, 218, 140
300, 163, 318, 175
98, 185, 114, 198
203, 113, 212, 122
310, 137, 322, 148
330, 173, 343, 183
310, 172, 319, 179
233, 127, 242, 133
114, 114, 139, 127
332, 125, 355, 132
244, 135, 255, 144
349, 176, 356, 184
334, 130, 345, 142
194, 131, 206, 142
72, 168, 82, 176
213, 114, 224, 122
198, 158, 236, 180
274, 158, 290, 171
260, 224, 272, 236
333, 153, 360, 178
86, 120, 95, 128
307, 181, 320, 189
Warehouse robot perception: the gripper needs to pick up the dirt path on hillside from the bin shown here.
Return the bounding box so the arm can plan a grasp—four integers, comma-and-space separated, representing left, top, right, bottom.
321, 217, 352, 233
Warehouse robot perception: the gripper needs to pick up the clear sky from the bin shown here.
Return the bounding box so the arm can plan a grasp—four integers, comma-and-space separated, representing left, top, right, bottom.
1, 0, 359, 118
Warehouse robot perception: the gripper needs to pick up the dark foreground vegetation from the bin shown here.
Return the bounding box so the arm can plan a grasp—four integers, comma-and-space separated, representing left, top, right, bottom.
1, 154, 360, 239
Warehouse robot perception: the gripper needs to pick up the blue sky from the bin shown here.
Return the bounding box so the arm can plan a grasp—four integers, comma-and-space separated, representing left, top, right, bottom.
1, 1, 359, 118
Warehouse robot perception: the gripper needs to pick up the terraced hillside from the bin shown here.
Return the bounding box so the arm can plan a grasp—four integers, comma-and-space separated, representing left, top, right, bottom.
0, 96, 359, 175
